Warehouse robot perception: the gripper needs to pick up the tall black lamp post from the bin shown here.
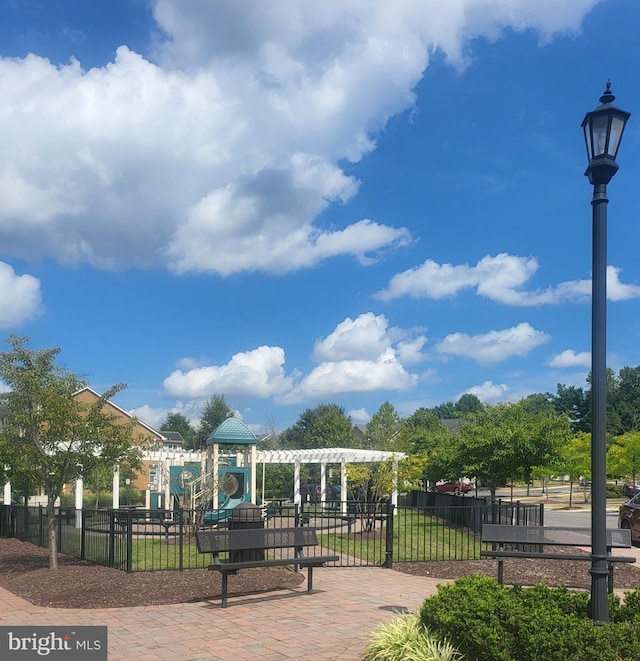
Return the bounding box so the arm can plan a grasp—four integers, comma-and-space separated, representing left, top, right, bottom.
581, 82, 630, 623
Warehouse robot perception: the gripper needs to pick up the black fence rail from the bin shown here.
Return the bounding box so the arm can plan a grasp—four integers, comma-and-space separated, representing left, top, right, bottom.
390, 497, 543, 565
0, 497, 544, 572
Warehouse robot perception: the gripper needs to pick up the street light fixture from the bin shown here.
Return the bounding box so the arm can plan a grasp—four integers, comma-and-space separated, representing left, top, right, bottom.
582, 82, 630, 623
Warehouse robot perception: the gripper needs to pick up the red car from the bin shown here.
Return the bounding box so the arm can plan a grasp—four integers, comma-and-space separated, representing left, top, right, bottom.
619, 491, 640, 544
433, 480, 472, 495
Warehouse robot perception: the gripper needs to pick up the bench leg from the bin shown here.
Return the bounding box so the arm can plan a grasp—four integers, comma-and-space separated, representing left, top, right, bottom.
307, 566, 313, 593
221, 573, 228, 608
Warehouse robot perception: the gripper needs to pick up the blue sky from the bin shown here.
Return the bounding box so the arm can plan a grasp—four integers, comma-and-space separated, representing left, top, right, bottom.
1, 0, 640, 435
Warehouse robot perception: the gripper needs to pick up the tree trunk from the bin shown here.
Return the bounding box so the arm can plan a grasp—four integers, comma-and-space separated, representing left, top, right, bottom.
47, 494, 58, 570
569, 480, 573, 509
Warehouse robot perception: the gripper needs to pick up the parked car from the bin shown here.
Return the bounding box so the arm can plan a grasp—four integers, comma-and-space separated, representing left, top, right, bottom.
622, 482, 640, 498
433, 480, 473, 495
619, 491, 640, 544
291, 484, 341, 502
325, 484, 342, 501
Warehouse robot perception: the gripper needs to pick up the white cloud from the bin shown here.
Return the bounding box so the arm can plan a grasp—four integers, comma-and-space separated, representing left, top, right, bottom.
0, 262, 42, 329
160, 312, 424, 406
548, 349, 591, 368
0, 1, 601, 274
313, 312, 394, 362
436, 322, 550, 364
461, 381, 509, 402
163, 346, 292, 398
349, 408, 370, 424
377, 254, 640, 306
129, 404, 169, 430
280, 348, 417, 405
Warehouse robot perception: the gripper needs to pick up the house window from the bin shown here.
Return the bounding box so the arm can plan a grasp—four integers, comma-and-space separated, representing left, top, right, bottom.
149, 465, 158, 486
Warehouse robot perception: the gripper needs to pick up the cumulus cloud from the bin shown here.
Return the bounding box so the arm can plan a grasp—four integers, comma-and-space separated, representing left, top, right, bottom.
377, 254, 640, 306
435, 322, 550, 364
0, 1, 601, 275
281, 313, 420, 404
280, 349, 417, 405
0, 262, 42, 329
163, 346, 292, 398
461, 381, 509, 402
160, 312, 425, 406
349, 408, 370, 424
548, 349, 591, 368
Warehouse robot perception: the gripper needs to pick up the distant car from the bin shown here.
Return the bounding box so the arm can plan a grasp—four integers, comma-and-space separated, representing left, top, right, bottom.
623, 482, 640, 498
433, 480, 472, 495
291, 484, 341, 502
619, 491, 640, 544
292, 485, 322, 502
325, 484, 342, 501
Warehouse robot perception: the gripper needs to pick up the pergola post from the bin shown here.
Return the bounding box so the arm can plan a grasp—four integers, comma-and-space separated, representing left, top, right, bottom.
112, 465, 120, 509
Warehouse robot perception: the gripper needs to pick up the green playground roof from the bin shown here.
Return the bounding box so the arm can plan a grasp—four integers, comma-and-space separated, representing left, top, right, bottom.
206, 417, 257, 445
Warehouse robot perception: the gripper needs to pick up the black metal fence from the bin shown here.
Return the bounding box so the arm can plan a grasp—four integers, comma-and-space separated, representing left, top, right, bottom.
0, 496, 543, 572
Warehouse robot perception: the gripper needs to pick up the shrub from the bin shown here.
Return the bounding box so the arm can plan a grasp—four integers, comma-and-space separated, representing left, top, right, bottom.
419, 574, 640, 661
362, 611, 463, 661
606, 482, 623, 498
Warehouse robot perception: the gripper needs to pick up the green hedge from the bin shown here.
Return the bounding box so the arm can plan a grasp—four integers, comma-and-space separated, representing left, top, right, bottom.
419, 574, 640, 661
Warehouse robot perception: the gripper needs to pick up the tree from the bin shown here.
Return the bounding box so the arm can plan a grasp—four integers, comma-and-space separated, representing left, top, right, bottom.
456, 400, 571, 500
346, 455, 426, 530
609, 431, 640, 484
279, 404, 353, 450
556, 433, 592, 507
161, 411, 197, 449
365, 401, 402, 450
196, 394, 236, 450
454, 393, 484, 416
0, 335, 142, 570
432, 393, 483, 419
397, 408, 452, 455
552, 384, 590, 433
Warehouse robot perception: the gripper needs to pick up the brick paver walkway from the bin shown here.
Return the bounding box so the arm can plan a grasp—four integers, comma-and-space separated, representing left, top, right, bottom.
0, 567, 447, 660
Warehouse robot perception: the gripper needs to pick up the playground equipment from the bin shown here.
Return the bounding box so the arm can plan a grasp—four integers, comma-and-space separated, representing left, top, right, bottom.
168, 418, 258, 524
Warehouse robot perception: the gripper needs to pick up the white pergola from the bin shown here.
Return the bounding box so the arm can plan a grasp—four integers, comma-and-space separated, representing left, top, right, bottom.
256, 447, 406, 512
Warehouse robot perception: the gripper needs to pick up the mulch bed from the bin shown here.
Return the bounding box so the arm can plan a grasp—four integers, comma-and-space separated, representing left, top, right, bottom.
1, 537, 639, 609
0, 537, 304, 608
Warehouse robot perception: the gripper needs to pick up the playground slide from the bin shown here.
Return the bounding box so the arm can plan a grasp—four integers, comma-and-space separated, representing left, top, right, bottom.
203, 495, 246, 523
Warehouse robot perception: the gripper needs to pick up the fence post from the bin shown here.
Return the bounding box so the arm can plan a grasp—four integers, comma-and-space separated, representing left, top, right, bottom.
38, 505, 44, 547
384, 503, 395, 568
125, 509, 133, 574
108, 511, 116, 568
57, 506, 62, 553
178, 509, 184, 572
80, 508, 86, 560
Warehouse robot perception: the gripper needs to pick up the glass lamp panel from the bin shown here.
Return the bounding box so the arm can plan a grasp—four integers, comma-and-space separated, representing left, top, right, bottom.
591, 114, 609, 156
583, 120, 593, 160
608, 115, 625, 158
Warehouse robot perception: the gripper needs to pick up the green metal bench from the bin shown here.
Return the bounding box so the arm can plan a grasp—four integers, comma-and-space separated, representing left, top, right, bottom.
480, 524, 635, 592
195, 526, 338, 607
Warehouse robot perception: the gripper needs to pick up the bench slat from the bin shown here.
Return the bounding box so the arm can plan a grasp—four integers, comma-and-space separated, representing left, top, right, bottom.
480, 550, 636, 562
481, 525, 631, 548
207, 555, 339, 572
196, 527, 318, 554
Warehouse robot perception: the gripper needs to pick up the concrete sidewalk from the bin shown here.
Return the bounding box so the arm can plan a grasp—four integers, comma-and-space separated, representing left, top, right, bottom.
0, 567, 447, 660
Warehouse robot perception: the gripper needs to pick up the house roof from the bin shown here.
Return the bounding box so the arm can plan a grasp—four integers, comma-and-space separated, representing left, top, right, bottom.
73, 387, 166, 440
161, 431, 185, 444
